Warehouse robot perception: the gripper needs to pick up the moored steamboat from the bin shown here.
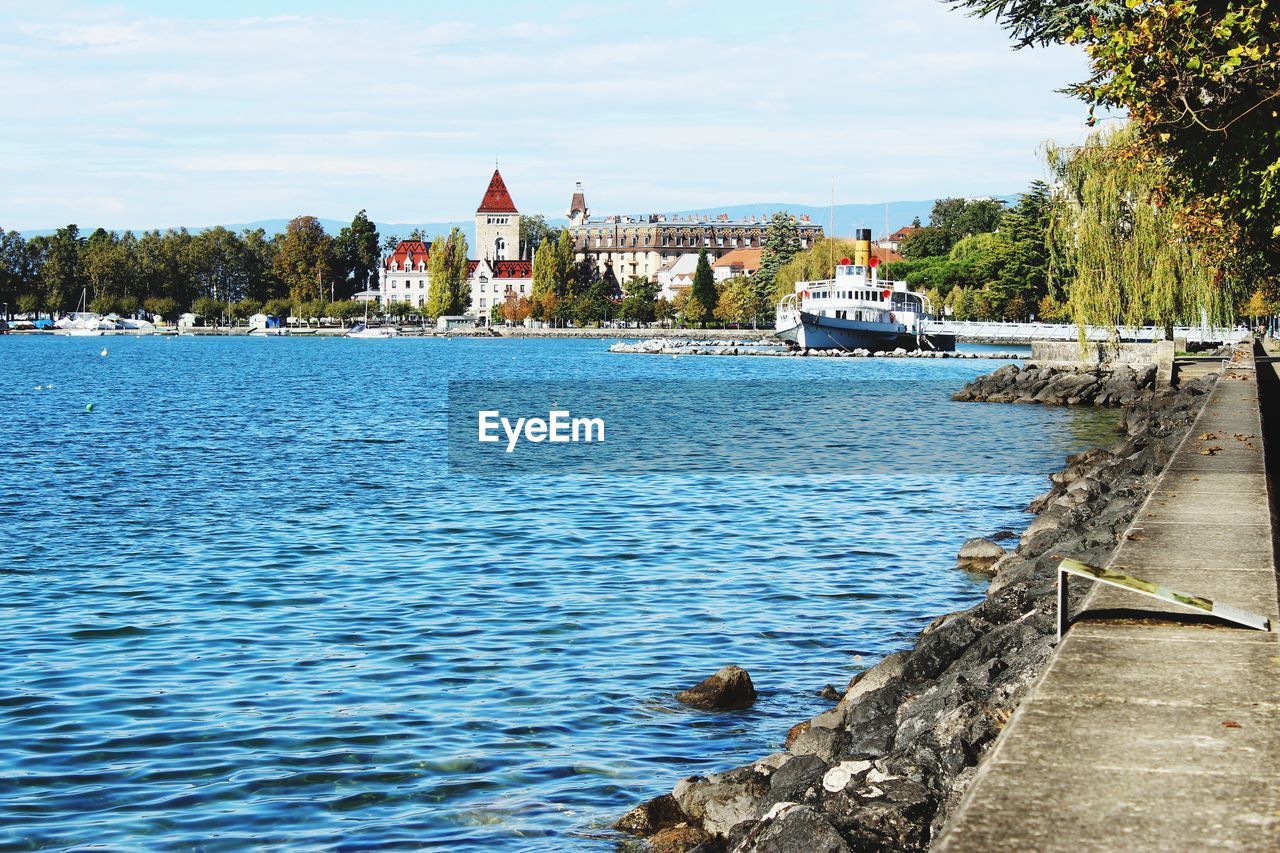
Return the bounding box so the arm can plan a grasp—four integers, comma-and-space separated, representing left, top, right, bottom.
774, 229, 956, 352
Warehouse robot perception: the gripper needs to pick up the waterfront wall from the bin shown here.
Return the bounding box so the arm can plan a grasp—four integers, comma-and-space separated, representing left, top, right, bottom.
616, 370, 1218, 851
1028, 340, 1160, 365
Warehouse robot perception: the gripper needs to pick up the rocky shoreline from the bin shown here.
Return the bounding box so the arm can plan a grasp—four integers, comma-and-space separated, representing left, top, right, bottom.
616, 367, 1218, 852
951, 362, 1157, 406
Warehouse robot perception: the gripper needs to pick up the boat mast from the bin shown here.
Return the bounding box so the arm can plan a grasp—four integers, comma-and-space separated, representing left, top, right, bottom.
829, 176, 835, 283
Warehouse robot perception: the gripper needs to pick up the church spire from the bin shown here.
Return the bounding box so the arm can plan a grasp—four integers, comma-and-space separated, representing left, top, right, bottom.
477, 168, 518, 214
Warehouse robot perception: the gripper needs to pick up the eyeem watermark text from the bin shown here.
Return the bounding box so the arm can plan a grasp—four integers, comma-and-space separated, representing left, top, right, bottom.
477, 410, 606, 453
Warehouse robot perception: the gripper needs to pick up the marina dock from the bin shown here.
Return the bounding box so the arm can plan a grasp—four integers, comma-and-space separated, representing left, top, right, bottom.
936, 343, 1280, 850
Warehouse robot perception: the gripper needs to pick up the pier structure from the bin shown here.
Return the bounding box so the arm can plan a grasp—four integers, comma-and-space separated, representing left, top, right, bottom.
937, 342, 1280, 850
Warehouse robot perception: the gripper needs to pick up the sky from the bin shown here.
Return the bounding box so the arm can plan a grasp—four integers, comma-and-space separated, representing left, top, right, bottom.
0, 0, 1096, 231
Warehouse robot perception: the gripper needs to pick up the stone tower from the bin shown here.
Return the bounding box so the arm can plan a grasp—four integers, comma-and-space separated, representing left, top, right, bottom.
568, 181, 589, 226
475, 168, 520, 261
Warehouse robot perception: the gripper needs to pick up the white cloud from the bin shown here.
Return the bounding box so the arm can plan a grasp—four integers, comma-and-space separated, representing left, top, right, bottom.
0, 0, 1097, 229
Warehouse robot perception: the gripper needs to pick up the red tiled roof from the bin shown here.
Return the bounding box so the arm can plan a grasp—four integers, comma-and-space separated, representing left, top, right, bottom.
492, 260, 531, 279
477, 169, 518, 214
713, 248, 764, 272
888, 226, 921, 242
384, 239, 430, 270
468, 259, 532, 279
872, 245, 904, 265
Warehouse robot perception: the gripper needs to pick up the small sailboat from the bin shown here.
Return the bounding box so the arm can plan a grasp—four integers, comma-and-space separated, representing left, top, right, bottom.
346, 301, 398, 339
56, 289, 110, 336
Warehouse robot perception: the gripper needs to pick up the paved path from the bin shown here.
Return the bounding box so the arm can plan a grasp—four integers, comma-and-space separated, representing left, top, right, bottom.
937, 348, 1280, 851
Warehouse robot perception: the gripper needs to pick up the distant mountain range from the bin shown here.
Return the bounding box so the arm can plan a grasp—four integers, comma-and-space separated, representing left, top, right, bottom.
17, 197, 1020, 243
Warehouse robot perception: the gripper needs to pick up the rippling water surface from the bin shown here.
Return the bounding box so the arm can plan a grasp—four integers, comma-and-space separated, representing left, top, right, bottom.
0, 336, 1118, 850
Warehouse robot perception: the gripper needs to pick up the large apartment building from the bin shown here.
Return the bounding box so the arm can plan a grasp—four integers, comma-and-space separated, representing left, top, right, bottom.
565, 183, 824, 282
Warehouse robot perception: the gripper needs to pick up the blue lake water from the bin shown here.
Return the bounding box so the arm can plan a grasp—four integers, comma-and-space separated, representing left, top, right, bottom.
0, 336, 1116, 850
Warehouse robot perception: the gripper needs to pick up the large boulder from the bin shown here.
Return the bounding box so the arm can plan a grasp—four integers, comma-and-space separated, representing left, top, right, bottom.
674, 763, 773, 837
676, 665, 756, 710
733, 803, 851, 852
648, 823, 715, 853
956, 537, 1006, 574
614, 793, 686, 836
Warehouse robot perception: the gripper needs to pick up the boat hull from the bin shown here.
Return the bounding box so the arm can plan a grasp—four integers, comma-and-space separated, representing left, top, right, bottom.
776, 311, 955, 352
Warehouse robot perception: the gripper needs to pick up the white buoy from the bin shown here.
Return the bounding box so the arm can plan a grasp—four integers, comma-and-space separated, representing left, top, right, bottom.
100, 347, 108, 357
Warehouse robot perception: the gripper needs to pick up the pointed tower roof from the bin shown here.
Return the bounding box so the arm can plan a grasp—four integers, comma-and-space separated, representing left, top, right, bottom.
569, 181, 587, 216
477, 169, 518, 214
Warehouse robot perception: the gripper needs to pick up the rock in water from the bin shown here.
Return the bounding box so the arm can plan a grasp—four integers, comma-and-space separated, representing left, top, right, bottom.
956, 537, 1006, 574
648, 823, 714, 853
676, 665, 756, 710
613, 793, 686, 836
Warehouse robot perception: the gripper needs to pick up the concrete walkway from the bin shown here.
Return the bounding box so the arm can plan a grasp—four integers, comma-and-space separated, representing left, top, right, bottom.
937, 349, 1280, 850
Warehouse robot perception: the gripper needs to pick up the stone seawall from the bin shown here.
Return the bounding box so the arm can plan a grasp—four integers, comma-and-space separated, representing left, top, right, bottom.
616, 371, 1217, 852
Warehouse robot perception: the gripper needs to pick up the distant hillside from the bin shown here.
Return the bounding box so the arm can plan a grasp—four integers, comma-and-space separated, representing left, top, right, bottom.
17, 197, 1019, 243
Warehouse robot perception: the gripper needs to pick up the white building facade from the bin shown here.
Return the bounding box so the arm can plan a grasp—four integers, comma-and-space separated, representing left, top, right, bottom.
376, 170, 531, 318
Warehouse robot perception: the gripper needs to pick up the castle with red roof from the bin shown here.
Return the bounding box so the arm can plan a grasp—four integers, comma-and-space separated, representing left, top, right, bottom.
377, 168, 531, 319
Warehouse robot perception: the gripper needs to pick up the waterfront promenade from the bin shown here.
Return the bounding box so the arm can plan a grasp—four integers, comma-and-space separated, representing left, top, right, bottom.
937, 344, 1280, 850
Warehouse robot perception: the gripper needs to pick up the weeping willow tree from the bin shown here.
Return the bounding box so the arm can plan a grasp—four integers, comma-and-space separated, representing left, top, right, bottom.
1046, 126, 1235, 341
774, 238, 868, 301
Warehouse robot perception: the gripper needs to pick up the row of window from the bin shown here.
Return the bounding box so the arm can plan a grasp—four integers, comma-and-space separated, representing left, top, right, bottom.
384, 279, 530, 295
584, 235, 813, 250
484, 216, 511, 225
812, 290, 887, 302
389, 262, 426, 272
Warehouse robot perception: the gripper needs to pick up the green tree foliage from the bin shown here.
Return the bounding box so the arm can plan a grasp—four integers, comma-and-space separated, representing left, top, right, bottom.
0, 230, 29, 317
577, 265, 620, 326
426, 228, 470, 317
331, 210, 380, 299
654, 297, 675, 326
901, 197, 1005, 258
951, 0, 1279, 284
755, 211, 802, 293
531, 240, 556, 320
1047, 127, 1228, 334
44, 225, 85, 311
713, 275, 771, 326
687, 249, 718, 327
262, 297, 293, 319
191, 295, 224, 324
16, 293, 42, 317
898, 227, 951, 259
82, 228, 129, 305
327, 299, 364, 323
571, 256, 599, 299
273, 216, 332, 303
599, 262, 621, 301
620, 276, 660, 324
231, 298, 262, 321
190, 226, 249, 303
520, 214, 558, 258
990, 181, 1053, 309
554, 230, 577, 296
239, 228, 279, 303
883, 185, 1055, 319
1241, 288, 1275, 326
